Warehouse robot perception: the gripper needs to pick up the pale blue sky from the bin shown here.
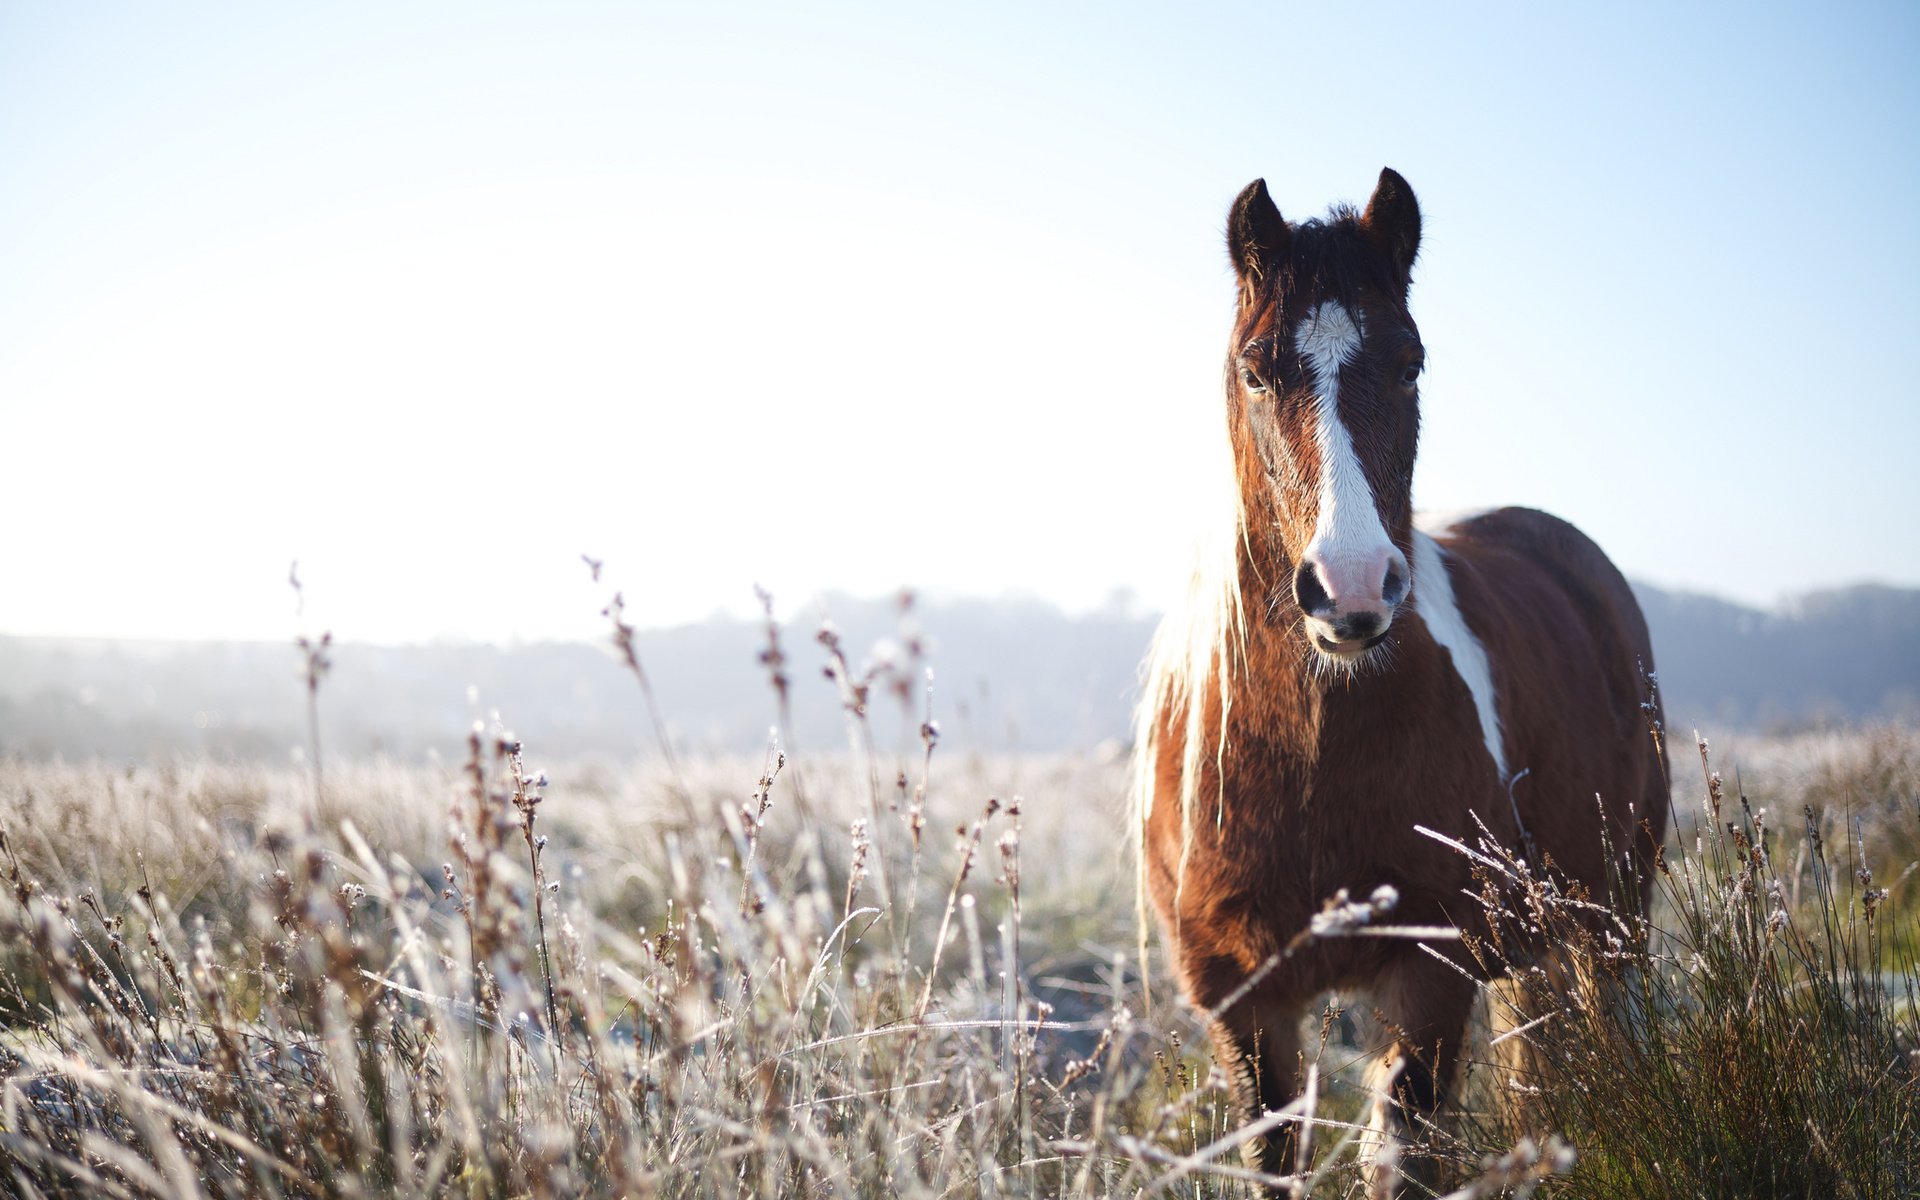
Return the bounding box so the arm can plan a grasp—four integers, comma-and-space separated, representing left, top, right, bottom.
3, 2, 1915, 641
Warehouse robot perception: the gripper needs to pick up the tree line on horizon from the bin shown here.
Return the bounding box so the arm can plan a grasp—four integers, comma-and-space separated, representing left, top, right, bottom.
1, 582, 1915, 764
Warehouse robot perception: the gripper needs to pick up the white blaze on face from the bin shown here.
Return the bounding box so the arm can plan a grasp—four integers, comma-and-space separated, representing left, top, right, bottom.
1296, 301, 1394, 607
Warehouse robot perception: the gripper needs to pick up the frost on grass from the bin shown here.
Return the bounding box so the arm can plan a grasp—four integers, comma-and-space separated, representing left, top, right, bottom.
0, 657, 1914, 1197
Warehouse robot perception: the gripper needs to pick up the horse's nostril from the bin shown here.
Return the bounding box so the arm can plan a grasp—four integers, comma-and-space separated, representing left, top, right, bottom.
1383, 565, 1407, 608
1293, 560, 1332, 616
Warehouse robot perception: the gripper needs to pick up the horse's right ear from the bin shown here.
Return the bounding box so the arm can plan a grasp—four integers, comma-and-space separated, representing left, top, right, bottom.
1228, 179, 1288, 286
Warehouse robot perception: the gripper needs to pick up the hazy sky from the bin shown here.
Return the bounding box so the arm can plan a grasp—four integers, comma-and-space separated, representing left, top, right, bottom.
4, 2, 1916, 643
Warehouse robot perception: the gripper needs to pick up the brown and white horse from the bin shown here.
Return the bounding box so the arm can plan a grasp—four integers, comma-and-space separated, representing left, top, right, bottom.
1132, 169, 1669, 1193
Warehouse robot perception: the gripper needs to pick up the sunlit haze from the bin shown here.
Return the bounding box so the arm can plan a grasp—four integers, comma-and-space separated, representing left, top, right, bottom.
4, 3, 1916, 644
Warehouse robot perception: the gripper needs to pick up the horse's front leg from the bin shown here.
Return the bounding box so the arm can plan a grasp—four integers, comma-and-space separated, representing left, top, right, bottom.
1360, 951, 1478, 1199
1195, 964, 1306, 1187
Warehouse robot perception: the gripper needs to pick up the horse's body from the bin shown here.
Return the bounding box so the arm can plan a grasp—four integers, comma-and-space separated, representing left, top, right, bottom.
1133, 170, 1668, 1194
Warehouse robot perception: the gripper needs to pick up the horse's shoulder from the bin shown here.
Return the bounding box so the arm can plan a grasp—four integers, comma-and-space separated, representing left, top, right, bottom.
1416, 506, 1650, 652
1419, 506, 1620, 583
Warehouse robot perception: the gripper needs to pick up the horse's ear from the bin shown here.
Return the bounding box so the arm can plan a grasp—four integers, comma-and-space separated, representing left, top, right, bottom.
1360, 168, 1421, 288
1228, 179, 1288, 286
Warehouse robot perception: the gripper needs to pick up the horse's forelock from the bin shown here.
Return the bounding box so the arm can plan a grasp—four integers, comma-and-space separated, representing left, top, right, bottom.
1238, 210, 1405, 339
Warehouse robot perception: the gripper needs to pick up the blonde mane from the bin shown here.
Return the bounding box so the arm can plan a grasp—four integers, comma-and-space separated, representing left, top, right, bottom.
1129, 459, 1251, 995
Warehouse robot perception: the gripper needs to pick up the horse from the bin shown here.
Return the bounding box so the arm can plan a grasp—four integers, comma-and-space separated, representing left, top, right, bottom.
1131, 168, 1669, 1195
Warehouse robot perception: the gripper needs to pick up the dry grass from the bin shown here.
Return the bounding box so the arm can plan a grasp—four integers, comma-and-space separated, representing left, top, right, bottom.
1444, 730, 1920, 1198
0, 609, 1914, 1196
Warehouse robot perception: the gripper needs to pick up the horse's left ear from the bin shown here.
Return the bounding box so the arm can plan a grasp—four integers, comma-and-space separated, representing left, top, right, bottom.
1360, 168, 1421, 288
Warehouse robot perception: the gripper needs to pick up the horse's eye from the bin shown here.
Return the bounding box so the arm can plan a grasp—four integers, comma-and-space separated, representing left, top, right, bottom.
1400, 360, 1424, 387
1241, 366, 1267, 392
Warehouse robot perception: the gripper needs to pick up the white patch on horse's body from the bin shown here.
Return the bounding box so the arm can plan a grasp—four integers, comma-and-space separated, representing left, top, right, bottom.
1411, 530, 1507, 780
1296, 302, 1390, 568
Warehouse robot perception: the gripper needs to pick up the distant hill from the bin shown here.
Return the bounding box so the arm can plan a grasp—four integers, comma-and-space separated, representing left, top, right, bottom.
1633, 582, 1920, 732
1, 583, 1915, 763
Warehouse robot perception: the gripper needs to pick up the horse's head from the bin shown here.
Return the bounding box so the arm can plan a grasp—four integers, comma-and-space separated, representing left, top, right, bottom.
1225, 168, 1424, 667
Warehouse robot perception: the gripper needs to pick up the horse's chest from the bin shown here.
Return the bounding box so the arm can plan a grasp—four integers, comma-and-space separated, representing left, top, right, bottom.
1172, 748, 1487, 929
